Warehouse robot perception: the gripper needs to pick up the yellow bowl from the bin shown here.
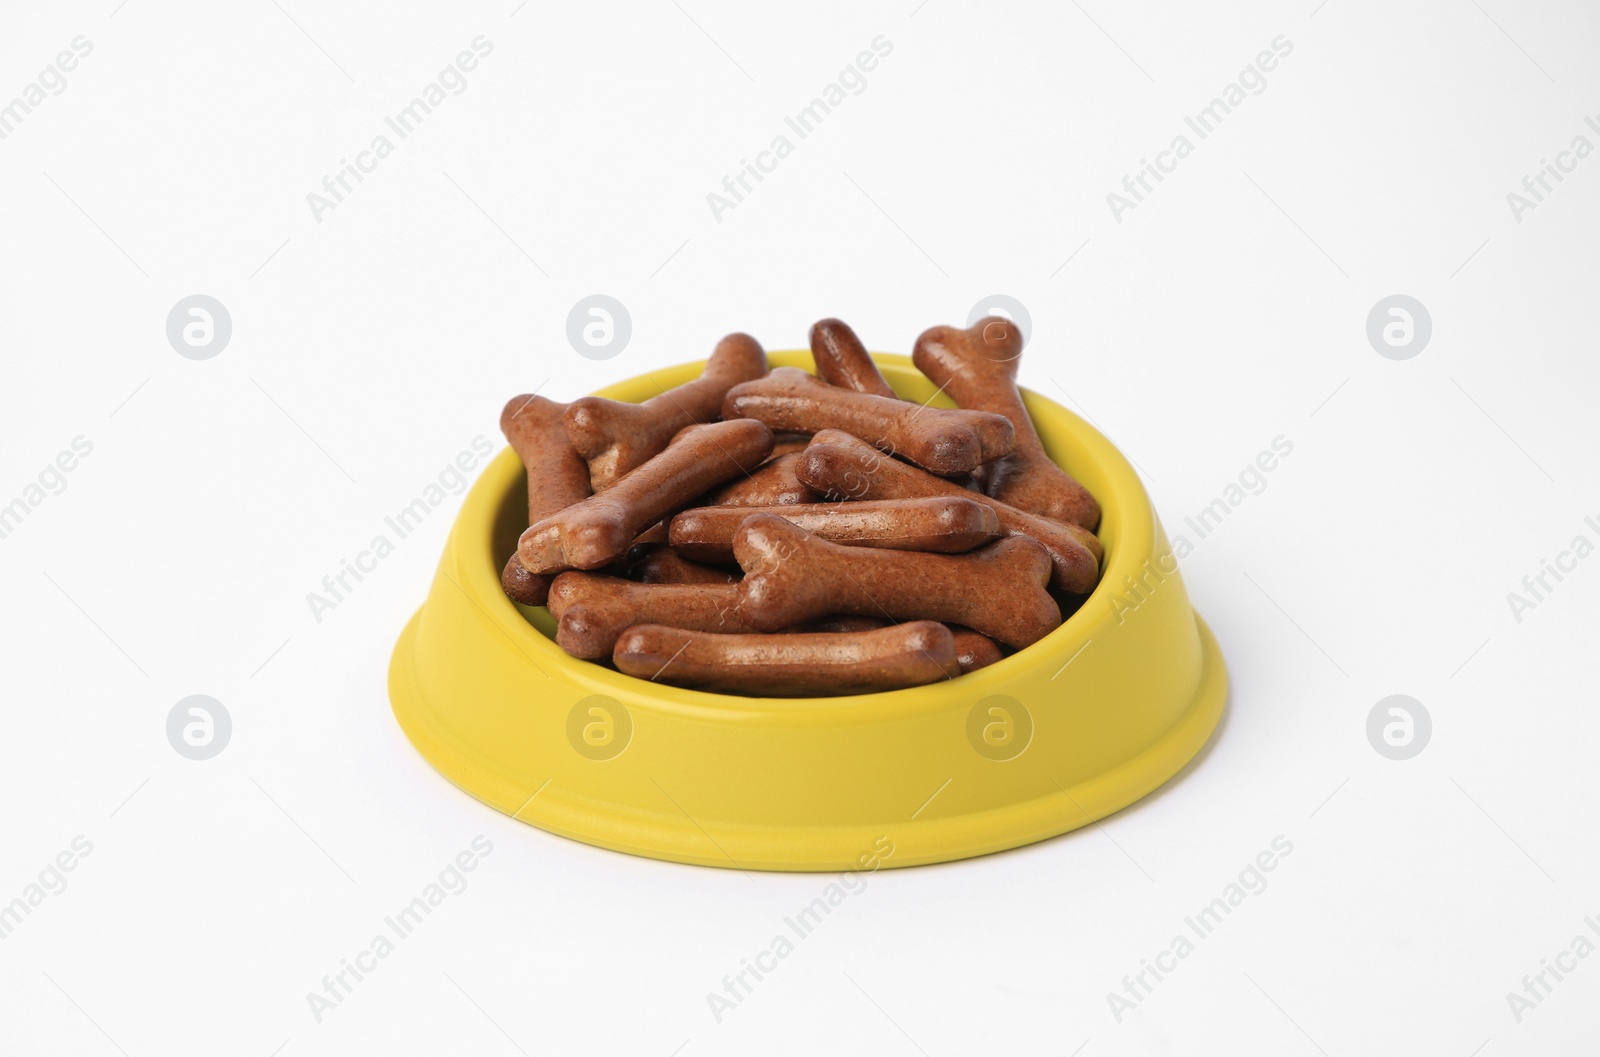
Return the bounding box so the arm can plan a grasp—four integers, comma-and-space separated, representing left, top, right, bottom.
388, 351, 1226, 871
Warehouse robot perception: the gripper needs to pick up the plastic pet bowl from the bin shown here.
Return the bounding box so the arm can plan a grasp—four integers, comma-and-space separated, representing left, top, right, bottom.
388, 351, 1227, 871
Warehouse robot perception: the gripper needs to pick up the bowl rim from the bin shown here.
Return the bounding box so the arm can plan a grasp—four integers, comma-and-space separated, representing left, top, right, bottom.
468, 350, 1155, 722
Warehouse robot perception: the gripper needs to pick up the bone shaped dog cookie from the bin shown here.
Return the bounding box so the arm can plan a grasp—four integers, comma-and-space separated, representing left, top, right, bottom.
547, 573, 755, 659
613, 621, 960, 696
809, 318, 897, 398
564, 332, 768, 490
668, 496, 999, 563
913, 317, 1101, 529
723, 367, 1015, 477
518, 419, 773, 574
796, 429, 1101, 594
499, 394, 592, 606
733, 513, 1060, 649
948, 627, 1003, 674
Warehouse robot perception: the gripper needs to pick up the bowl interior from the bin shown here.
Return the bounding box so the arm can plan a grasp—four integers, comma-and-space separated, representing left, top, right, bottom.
484, 350, 1148, 710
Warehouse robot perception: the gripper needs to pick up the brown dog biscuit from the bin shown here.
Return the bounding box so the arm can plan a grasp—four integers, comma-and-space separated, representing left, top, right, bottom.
501, 557, 547, 605
777, 611, 995, 666
564, 333, 767, 489
499, 394, 592, 606
809, 318, 897, 398
547, 573, 756, 659
913, 318, 1100, 529
668, 497, 999, 564
781, 614, 995, 668
518, 419, 774, 574
511, 523, 666, 605
734, 514, 1060, 649
723, 367, 1014, 476
700, 451, 818, 506
948, 626, 1003, 674
797, 429, 1101, 594
627, 547, 741, 585
613, 621, 959, 696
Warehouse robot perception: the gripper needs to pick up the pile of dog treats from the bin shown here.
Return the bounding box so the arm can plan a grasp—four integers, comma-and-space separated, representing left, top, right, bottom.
499, 317, 1102, 696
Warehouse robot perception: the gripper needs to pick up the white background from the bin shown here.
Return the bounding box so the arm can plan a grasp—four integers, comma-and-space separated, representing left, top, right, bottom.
2, 0, 1598, 1053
